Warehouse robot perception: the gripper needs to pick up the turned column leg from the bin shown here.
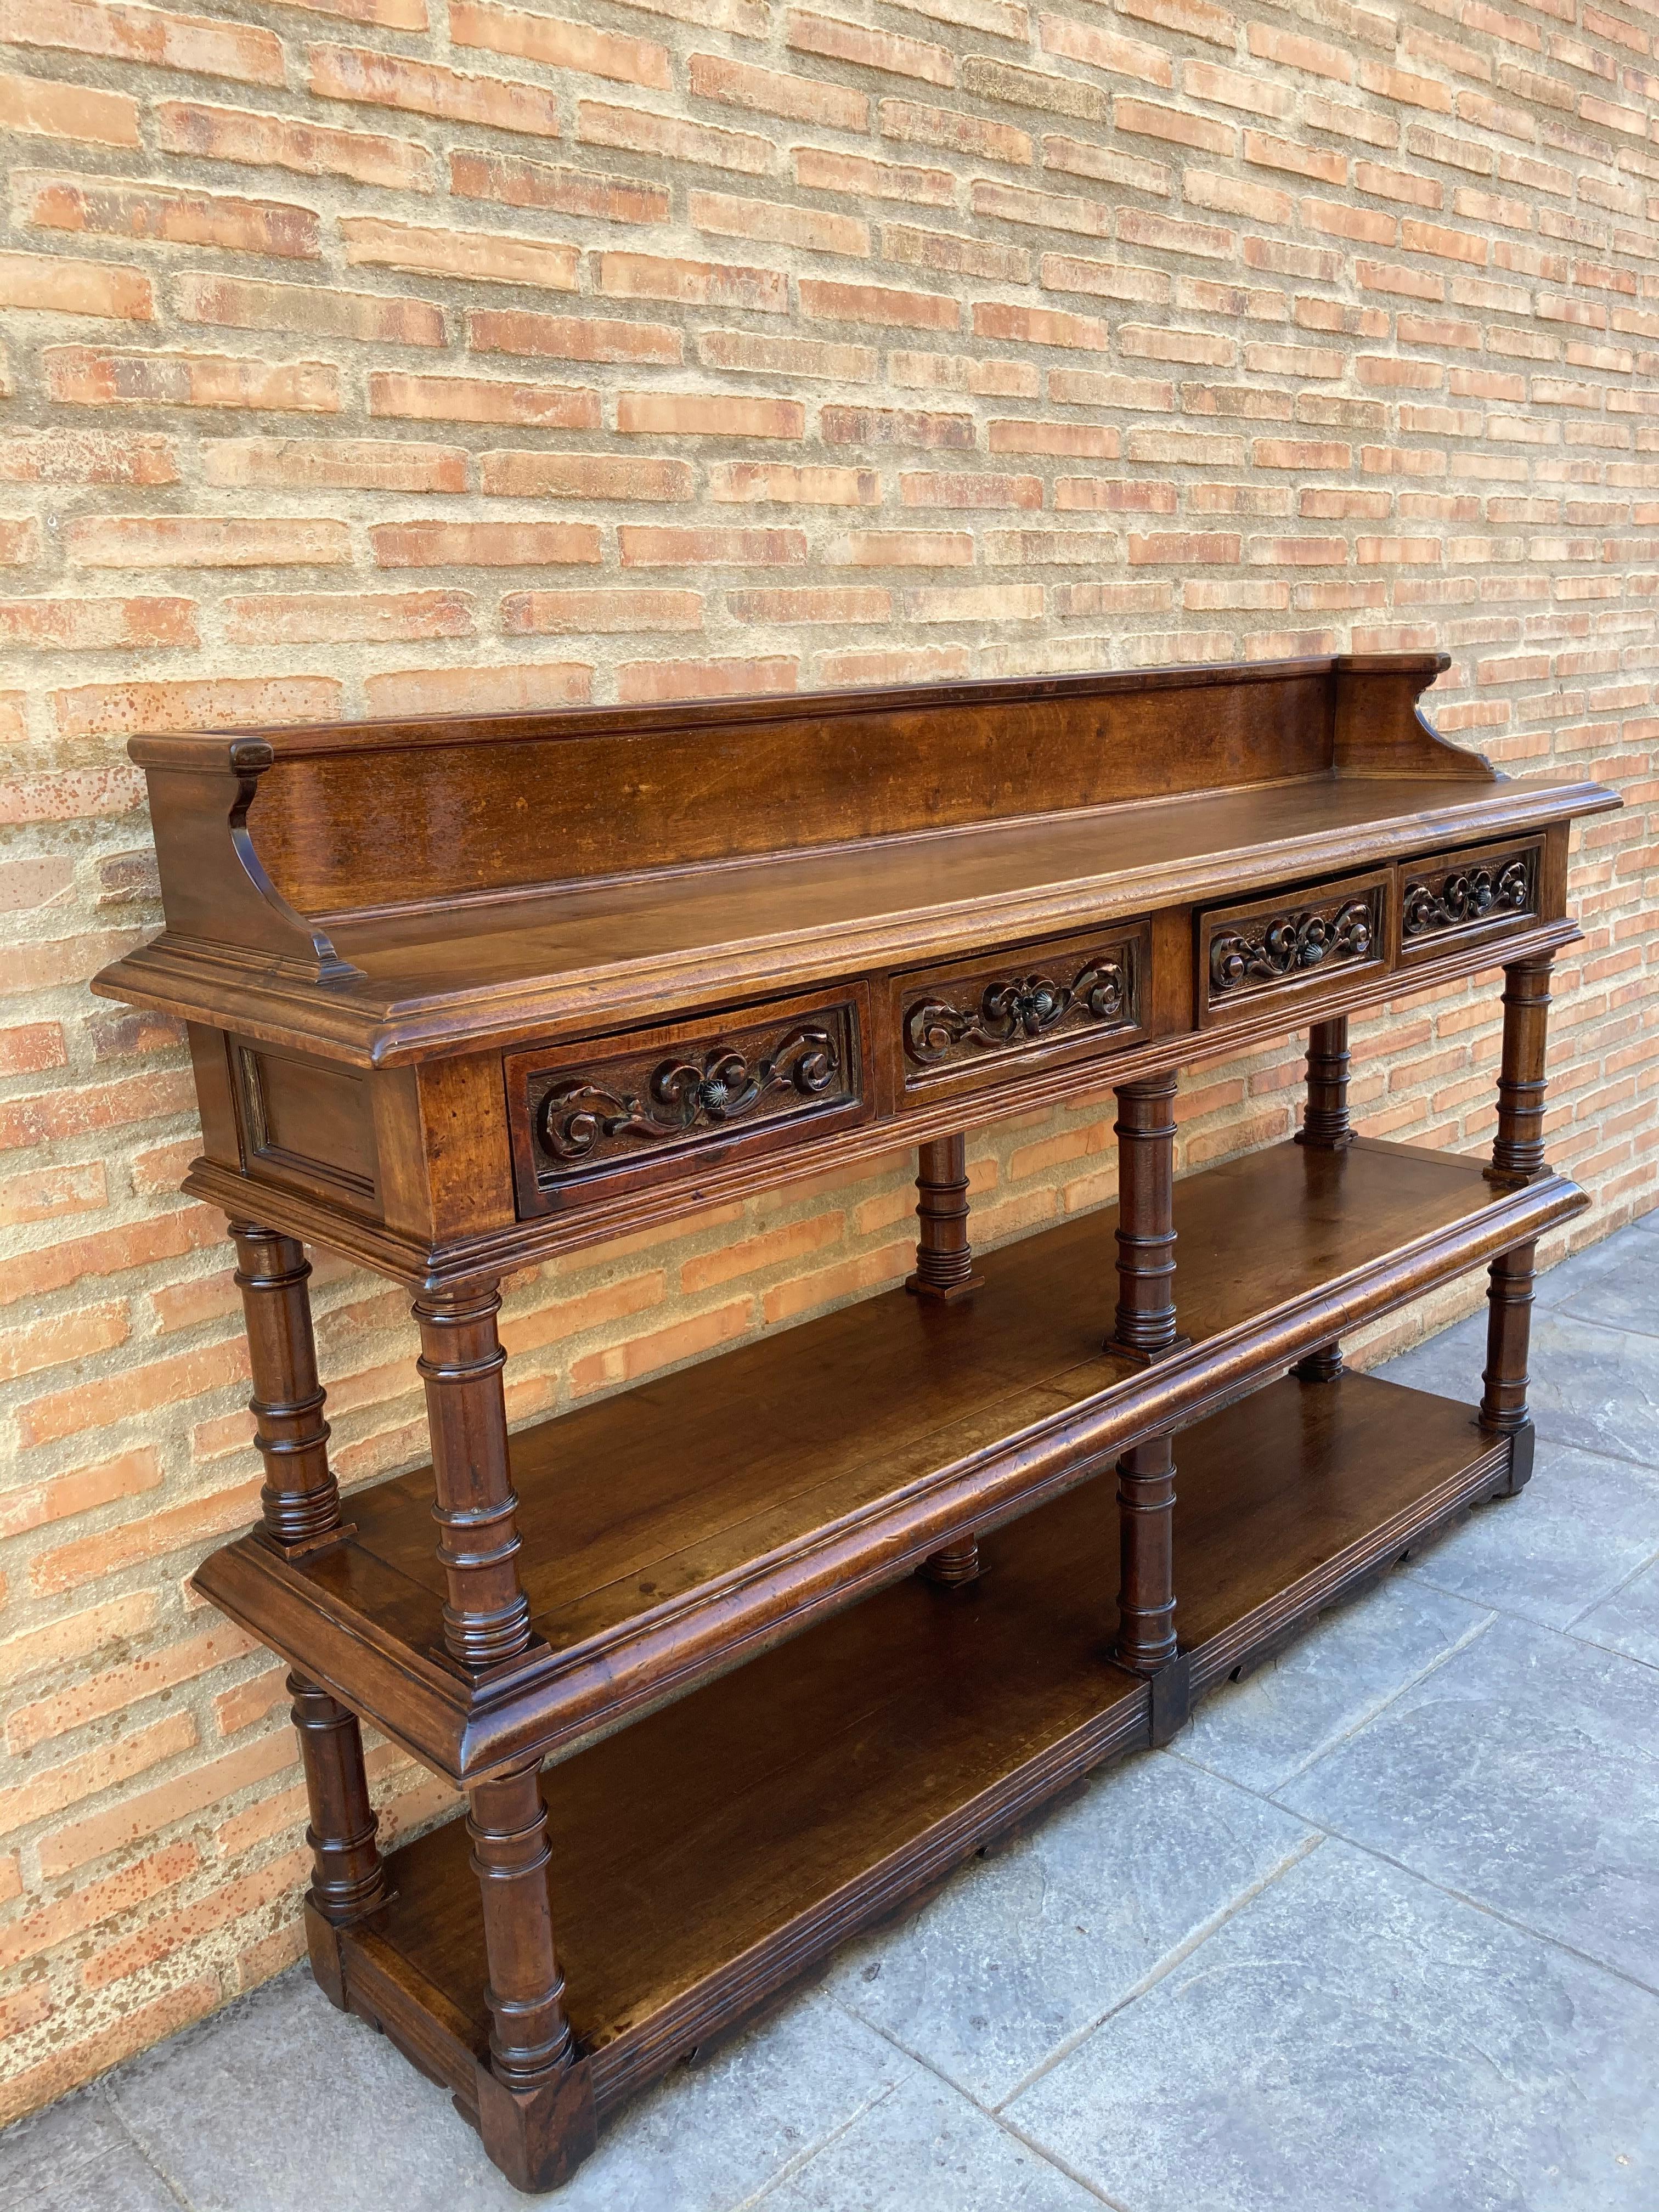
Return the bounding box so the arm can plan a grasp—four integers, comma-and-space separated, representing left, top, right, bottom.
232, 1222, 344, 1556
1115, 1436, 1188, 1742
1480, 954, 1554, 1496
1488, 954, 1554, 1185
918, 1532, 980, 1587
1107, 1073, 1188, 1363
414, 1284, 535, 1674
1297, 1015, 1353, 1151
1293, 1018, 1350, 1380
290, 1673, 388, 2006
470, 1760, 573, 2090
906, 1132, 983, 1304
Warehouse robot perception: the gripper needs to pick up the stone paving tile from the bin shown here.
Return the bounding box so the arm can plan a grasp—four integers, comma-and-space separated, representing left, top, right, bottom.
1571, 1561, 1659, 1672
0, 2088, 180, 2212
828, 1751, 1313, 2109
1278, 1611, 1659, 1991
109, 1968, 911, 2212
757, 2069, 1102, 2212
1175, 1576, 1491, 1793
1548, 1223, 1659, 1339
1399, 1440, 1659, 1631
1378, 1306, 1659, 1471
1007, 1838, 1659, 2212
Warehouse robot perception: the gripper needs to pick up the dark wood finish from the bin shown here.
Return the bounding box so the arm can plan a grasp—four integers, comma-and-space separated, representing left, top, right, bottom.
891, 920, 1150, 1109
1198, 866, 1391, 1026
325, 1370, 1509, 2156
414, 1285, 537, 1675
231, 1223, 345, 1557
505, 986, 871, 1220
1298, 1014, 1353, 1152
1489, 953, 1554, 1185
90, 656, 1619, 2194
906, 1132, 983, 1304
290, 1673, 389, 1928
1395, 836, 1540, 966
1108, 1073, 1188, 1363
195, 1137, 1585, 1784
917, 1532, 980, 1586
1114, 1435, 1178, 1673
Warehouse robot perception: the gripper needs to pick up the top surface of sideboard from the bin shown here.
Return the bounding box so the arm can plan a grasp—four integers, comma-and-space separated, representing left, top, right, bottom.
95, 652, 1616, 1072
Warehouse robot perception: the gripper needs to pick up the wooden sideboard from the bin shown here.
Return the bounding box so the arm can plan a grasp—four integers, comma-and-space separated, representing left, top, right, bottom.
94, 653, 1618, 2192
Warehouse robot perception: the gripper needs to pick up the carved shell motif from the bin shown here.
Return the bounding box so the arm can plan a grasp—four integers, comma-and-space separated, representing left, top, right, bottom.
904, 958, 1127, 1066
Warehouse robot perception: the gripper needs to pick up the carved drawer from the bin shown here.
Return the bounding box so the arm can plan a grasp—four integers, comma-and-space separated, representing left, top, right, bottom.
1394, 836, 1541, 967
505, 985, 872, 1216
890, 921, 1152, 1107
1197, 867, 1391, 1026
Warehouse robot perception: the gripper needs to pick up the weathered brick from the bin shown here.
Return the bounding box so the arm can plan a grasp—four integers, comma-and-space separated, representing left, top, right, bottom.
3, 0, 284, 86
450, 149, 668, 222
469, 309, 681, 363
338, 218, 579, 291
174, 273, 444, 346
46, 347, 340, 413
155, 100, 436, 191
0, 252, 151, 320
309, 43, 563, 137
371, 520, 601, 566
0, 69, 139, 148
368, 372, 599, 427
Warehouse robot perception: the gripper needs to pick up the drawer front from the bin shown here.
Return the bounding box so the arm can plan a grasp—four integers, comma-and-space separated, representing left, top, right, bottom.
506, 986, 870, 1215
1395, 837, 1541, 965
1198, 867, 1390, 1025
893, 921, 1152, 1105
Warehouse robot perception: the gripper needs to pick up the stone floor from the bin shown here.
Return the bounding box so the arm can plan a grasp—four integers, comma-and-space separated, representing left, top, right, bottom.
8, 1211, 1659, 2212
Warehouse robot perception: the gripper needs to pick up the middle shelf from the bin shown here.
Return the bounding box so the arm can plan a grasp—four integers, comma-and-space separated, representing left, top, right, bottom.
195, 1135, 1584, 1781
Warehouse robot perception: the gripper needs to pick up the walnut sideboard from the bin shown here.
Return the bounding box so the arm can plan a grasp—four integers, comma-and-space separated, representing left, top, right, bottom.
93, 652, 1619, 2192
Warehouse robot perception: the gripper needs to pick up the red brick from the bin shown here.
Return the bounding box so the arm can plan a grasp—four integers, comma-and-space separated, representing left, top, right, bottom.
618, 392, 804, 438
176, 272, 444, 346
3, 0, 285, 86
880, 98, 1032, 166
614, 658, 797, 704
364, 663, 591, 715
14, 173, 321, 259
788, 12, 954, 88
0, 251, 151, 320
467, 309, 681, 363
66, 517, 350, 569
368, 371, 598, 427
223, 589, 475, 645
802, 279, 957, 329
155, 100, 436, 191
501, 588, 702, 634
690, 53, 868, 131
576, 100, 772, 176
710, 463, 881, 504
479, 450, 691, 500
449, 2, 670, 88
619, 526, 808, 567
691, 190, 868, 257
371, 520, 600, 567
0, 67, 139, 148
338, 217, 578, 291
0, 596, 197, 652
450, 148, 668, 223
310, 43, 562, 137
794, 148, 953, 204
45, 346, 340, 413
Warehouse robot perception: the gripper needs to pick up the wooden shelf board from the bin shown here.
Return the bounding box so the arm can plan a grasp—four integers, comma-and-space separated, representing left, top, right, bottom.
310, 770, 1603, 1059
345, 1369, 1507, 2117
305, 1137, 1536, 1639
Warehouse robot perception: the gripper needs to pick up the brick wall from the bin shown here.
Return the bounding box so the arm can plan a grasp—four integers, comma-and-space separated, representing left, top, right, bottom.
1, 0, 1656, 2120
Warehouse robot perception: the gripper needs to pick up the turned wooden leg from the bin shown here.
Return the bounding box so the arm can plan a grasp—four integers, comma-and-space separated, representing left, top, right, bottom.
1297, 1015, 1353, 1150
906, 1132, 983, 1303
919, 1532, 980, 1586
1294, 1341, 1344, 1383
1107, 1074, 1188, 1363
467, 1760, 596, 2193
1115, 1436, 1188, 1741
231, 1222, 345, 1556
1481, 1241, 1537, 1496
414, 1283, 534, 1674
291, 1672, 388, 2006
1487, 953, 1553, 1185
470, 1760, 573, 2090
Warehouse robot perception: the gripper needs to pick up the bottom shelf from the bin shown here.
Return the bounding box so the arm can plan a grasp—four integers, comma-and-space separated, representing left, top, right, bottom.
335, 1369, 1510, 2144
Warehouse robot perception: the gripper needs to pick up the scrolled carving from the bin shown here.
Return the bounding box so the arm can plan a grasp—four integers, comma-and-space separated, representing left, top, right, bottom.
1402, 855, 1532, 941
905, 957, 1128, 1068
537, 1024, 843, 1166
1209, 898, 1376, 997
